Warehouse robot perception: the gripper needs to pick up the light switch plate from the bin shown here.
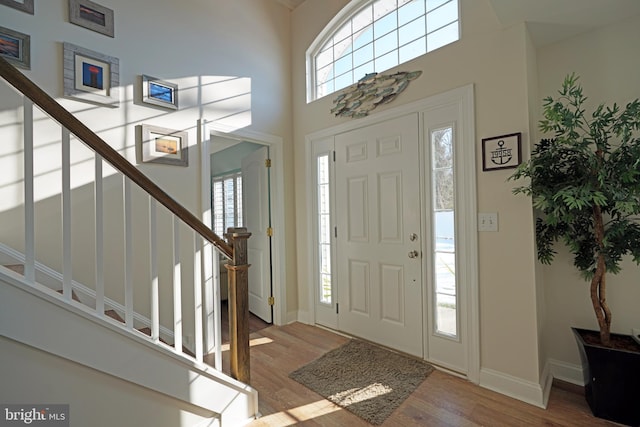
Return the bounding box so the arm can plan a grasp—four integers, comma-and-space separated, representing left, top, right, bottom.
478, 212, 498, 232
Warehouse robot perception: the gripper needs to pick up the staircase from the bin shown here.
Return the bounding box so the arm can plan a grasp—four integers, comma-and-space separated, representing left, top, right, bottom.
0, 57, 257, 426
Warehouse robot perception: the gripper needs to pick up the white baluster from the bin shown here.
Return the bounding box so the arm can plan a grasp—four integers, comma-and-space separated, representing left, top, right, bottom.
23, 98, 35, 283
194, 232, 203, 363
61, 128, 72, 301
212, 253, 222, 370
124, 178, 133, 329
95, 155, 104, 316
150, 198, 159, 343
173, 216, 183, 353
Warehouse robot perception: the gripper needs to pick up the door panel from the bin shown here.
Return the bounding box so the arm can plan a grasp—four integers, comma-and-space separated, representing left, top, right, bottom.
347, 177, 368, 242
336, 114, 423, 357
241, 146, 272, 323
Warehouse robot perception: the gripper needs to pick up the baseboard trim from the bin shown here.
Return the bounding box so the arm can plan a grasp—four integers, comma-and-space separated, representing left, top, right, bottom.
292, 310, 309, 324
540, 360, 554, 408
547, 358, 584, 386
479, 368, 546, 408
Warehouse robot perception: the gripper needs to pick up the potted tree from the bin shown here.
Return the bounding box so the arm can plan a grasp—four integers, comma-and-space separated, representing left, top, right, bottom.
510, 74, 640, 426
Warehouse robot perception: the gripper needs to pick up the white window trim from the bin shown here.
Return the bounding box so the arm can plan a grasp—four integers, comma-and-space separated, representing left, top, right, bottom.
306, 0, 372, 103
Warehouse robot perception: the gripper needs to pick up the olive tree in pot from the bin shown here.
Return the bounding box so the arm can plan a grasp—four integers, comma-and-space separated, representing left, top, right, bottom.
510, 74, 640, 426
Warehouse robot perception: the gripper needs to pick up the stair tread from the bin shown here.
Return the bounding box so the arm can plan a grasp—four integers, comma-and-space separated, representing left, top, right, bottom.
3, 264, 25, 274
104, 309, 125, 323
56, 288, 81, 302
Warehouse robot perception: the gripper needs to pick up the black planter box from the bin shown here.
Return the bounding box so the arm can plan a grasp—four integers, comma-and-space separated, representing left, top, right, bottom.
572, 327, 640, 426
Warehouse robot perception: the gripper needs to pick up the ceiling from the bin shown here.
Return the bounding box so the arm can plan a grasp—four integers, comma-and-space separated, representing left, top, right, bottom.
277, 0, 640, 46
276, 0, 306, 10
489, 0, 640, 46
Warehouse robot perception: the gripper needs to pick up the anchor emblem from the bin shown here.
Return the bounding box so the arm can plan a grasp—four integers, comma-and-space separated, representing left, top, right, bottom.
490, 140, 513, 166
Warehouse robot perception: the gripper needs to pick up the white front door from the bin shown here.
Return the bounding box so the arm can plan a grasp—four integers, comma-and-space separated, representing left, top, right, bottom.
241, 146, 272, 323
335, 114, 423, 357
310, 87, 477, 377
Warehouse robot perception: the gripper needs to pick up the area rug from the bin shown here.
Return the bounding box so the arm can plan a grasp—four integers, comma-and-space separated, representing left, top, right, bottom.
289, 339, 434, 425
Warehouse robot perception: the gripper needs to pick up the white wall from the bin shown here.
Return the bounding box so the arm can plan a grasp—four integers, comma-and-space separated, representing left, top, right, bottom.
291, 0, 543, 392
537, 13, 640, 377
0, 0, 295, 331
0, 337, 215, 427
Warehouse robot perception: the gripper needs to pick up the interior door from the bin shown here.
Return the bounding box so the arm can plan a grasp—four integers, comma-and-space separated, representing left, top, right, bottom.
335, 114, 423, 357
241, 146, 273, 323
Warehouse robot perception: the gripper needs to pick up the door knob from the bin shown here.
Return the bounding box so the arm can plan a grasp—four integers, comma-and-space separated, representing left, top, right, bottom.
409, 233, 418, 241
408, 250, 419, 259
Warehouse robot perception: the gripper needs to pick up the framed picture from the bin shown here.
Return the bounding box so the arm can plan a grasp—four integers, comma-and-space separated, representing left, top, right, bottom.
142, 75, 178, 110
138, 124, 189, 167
69, 0, 114, 38
0, 26, 30, 69
0, 0, 34, 14
63, 42, 119, 107
481, 132, 522, 171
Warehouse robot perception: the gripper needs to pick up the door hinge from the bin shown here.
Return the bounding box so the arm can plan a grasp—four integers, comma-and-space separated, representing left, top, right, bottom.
268, 296, 275, 306
265, 158, 272, 168
336, 303, 339, 314
334, 226, 337, 238
267, 227, 273, 237
333, 151, 336, 162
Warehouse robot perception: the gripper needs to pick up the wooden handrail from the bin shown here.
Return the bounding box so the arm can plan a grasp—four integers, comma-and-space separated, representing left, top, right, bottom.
0, 57, 233, 259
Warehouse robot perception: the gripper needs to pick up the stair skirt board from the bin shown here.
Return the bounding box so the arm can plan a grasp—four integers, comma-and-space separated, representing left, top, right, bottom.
0, 274, 259, 425
0, 336, 222, 427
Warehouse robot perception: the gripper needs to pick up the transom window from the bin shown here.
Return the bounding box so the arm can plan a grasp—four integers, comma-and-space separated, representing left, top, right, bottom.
307, 0, 460, 102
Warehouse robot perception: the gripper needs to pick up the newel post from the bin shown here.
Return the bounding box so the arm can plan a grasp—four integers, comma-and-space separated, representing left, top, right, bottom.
225, 227, 251, 383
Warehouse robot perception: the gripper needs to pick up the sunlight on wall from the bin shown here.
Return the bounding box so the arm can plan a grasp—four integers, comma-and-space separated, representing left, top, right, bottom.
0, 75, 252, 214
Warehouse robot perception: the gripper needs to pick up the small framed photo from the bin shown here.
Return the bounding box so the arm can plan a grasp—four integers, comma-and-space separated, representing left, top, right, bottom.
0, 0, 34, 14
142, 75, 178, 110
0, 26, 30, 69
69, 0, 114, 38
63, 42, 119, 107
138, 124, 188, 167
481, 132, 522, 171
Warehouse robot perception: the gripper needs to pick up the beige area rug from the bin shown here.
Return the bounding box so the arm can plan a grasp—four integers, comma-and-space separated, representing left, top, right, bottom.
289, 339, 434, 425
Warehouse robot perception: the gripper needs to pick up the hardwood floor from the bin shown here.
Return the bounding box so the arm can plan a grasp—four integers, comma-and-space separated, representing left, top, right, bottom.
246, 322, 618, 426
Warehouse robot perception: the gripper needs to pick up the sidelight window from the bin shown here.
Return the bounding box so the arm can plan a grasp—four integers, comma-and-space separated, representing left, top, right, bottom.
317, 154, 333, 304
431, 126, 457, 337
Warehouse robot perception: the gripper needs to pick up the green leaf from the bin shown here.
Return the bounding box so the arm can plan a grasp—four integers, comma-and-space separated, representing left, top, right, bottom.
509, 73, 640, 277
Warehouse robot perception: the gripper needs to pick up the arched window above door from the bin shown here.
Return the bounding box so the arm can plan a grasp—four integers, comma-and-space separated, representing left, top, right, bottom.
306, 0, 460, 102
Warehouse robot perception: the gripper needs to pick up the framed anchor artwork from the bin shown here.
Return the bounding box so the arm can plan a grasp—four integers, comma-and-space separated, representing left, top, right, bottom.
481, 132, 522, 171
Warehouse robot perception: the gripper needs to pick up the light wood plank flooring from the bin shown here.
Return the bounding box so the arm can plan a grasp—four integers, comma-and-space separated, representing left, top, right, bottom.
245, 322, 618, 426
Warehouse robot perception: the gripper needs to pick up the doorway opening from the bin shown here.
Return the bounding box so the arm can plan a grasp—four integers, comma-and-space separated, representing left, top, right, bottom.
207, 126, 287, 326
